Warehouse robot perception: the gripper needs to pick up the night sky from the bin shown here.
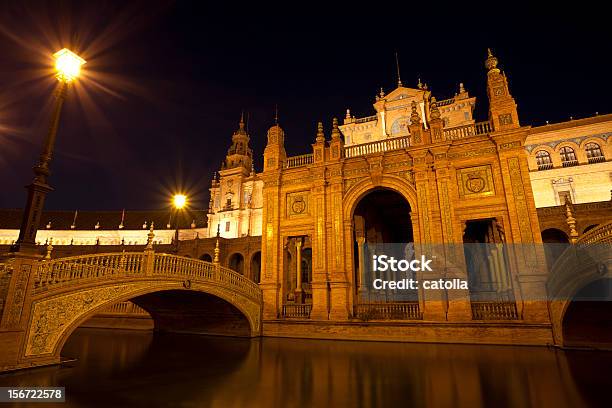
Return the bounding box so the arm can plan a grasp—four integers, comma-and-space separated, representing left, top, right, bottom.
0, 2, 610, 212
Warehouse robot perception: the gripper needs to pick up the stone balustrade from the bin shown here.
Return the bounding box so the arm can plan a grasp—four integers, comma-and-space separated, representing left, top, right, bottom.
344, 135, 411, 158
576, 220, 612, 246
33, 251, 262, 303
355, 302, 422, 320
282, 303, 312, 318
443, 121, 491, 140
471, 301, 519, 320
354, 115, 377, 124
286, 153, 314, 169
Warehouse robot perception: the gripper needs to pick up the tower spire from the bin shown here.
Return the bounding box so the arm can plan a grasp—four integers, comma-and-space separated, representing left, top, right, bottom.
274, 104, 279, 125
395, 52, 403, 87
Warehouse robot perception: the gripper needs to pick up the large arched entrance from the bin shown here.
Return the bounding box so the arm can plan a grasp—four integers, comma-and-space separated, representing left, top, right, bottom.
562, 278, 612, 348
352, 188, 418, 319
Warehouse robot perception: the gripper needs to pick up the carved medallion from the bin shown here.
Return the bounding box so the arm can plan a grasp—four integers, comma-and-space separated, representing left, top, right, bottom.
465, 173, 485, 193
457, 165, 494, 198
291, 195, 306, 214
286, 192, 309, 217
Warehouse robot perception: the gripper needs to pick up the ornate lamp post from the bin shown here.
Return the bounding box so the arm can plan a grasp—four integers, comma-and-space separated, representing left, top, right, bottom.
171, 194, 187, 253
11, 48, 86, 254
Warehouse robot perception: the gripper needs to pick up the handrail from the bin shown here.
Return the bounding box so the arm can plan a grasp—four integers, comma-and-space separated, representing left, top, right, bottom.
443, 121, 491, 140
576, 221, 612, 246
354, 115, 377, 124
33, 252, 262, 303
344, 135, 410, 158
286, 153, 314, 169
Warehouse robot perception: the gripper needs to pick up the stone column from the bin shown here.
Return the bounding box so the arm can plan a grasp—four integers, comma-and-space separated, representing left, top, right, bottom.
295, 238, 303, 303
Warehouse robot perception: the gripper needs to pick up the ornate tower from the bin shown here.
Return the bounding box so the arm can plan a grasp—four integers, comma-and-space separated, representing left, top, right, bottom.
486, 49, 520, 131
222, 112, 253, 174
260, 118, 287, 318
263, 121, 287, 171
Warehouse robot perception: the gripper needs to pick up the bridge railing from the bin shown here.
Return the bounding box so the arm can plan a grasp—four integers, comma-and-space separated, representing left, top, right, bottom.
33, 251, 262, 303
36, 252, 145, 288
152, 253, 262, 302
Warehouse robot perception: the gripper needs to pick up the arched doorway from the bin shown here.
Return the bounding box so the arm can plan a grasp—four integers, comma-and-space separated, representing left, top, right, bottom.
250, 252, 261, 283
352, 188, 416, 316
228, 253, 245, 275
562, 278, 612, 348
200, 253, 212, 262
541, 228, 570, 268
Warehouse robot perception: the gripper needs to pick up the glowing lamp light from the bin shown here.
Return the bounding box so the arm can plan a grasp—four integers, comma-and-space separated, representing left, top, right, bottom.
172, 194, 187, 209
53, 48, 86, 83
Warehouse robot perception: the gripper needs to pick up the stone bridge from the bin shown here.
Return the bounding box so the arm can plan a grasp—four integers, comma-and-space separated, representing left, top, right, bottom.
0, 248, 262, 371
547, 221, 612, 348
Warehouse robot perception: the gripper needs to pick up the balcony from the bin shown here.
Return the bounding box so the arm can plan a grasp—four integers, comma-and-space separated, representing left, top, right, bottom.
537, 163, 553, 171
355, 302, 422, 321
587, 155, 606, 164
282, 303, 312, 318
471, 301, 519, 320
561, 159, 579, 167
285, 153, 314, 169
443, 121, 491, 140
344, 135, 410, 158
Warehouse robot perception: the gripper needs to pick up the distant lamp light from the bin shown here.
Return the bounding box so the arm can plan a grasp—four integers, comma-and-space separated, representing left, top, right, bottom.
53, 48, 86, 83
173, 194, 187, 209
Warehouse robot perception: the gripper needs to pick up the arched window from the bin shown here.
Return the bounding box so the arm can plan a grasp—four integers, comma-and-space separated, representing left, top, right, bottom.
559, 146, 578, 167
535, 150, 553, 170
585, 142, 605, 163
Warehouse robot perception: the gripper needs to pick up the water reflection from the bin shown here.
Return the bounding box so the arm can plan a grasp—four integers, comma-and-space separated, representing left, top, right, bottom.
0, 328, 610, 407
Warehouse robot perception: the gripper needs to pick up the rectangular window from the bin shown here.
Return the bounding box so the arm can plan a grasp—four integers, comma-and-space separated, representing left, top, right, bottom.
558, 191, 571, 205
225, 221, 230, 232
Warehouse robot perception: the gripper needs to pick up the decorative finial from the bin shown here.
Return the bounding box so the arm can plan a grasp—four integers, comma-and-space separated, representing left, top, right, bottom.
565, 201, 579, 243
316, 121, 325, 143
395, 52, 403, 87
345, 109, 351, 120
213, 224, 221, 264
417, 78, 423, 89
379, 87, 385, 98
95, 221, 100, 230
331, 118, 341, 140
459, 82, 466, 94
274, 104, 279, 125
45, 238, 53, 260
410, 101, 421, 125
239, 110, 245, 130
485, 48, 499, 72
145, 221, 155, 250
430, 97, 441, 120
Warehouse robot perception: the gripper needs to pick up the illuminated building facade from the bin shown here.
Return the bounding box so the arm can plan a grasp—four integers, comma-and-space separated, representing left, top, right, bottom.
0, 50, 610, 345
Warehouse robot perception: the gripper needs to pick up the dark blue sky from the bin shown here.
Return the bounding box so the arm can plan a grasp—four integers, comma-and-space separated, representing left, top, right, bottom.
0, 1, 609, 211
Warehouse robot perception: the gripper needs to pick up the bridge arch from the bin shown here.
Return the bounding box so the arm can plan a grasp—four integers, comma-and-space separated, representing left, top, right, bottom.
20, 252, 262, 368
547, 222, 612, 346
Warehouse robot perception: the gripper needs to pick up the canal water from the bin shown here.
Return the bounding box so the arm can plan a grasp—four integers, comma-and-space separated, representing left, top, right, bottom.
0, 328, 610, 407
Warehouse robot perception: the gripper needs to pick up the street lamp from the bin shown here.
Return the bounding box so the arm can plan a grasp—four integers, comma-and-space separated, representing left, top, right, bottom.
171, 194, 187, 253
172, 194, 187, 210
11, 48, 86, 253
